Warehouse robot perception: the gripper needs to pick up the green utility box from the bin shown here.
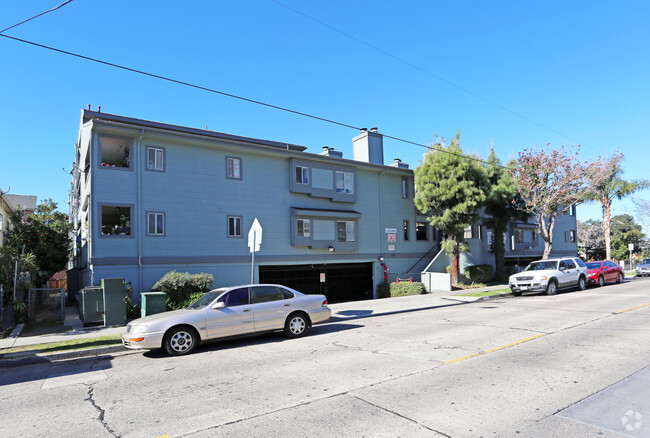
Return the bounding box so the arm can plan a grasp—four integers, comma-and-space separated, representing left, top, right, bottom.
140, 292, 167, 318
101, 278, 127, 326
78, 286, 104, 324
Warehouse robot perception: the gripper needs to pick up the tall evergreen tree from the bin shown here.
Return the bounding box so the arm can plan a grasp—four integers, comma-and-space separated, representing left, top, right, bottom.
414, 132, 488, 285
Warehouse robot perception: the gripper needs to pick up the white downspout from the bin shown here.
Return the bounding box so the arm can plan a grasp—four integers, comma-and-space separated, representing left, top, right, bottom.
137, 129, 144, 299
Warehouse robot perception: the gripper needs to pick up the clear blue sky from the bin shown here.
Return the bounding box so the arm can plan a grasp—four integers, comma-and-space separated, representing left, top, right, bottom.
1, 1, 649, 228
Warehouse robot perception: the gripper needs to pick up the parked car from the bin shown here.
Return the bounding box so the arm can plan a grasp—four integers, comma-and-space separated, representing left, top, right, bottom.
122, 284, 331, 356
586, 260, 624, 286
509, 257, 589, 296
635, 258, 650, 277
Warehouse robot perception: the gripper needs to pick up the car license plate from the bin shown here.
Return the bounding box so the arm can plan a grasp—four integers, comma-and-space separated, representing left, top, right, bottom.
520, 286, 528, 291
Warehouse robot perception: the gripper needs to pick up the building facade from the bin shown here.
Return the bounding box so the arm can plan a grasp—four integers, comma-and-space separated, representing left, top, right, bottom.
68, 110, 578, 301
69, 110, 437, 302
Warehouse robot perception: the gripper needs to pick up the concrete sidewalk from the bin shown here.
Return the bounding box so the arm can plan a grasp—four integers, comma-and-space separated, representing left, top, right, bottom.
0, 285, 510, 367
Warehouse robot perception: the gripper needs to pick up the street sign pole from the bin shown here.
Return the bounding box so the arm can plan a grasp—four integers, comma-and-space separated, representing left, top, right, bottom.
248, 219, 263, 284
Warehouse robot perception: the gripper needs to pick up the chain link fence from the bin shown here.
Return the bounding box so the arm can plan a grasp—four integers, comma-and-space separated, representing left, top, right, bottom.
28, 288, 65, 323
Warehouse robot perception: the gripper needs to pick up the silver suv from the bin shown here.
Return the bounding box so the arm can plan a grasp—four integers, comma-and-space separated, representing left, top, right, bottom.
636, 258, 650, 277
509, 257, 589, 296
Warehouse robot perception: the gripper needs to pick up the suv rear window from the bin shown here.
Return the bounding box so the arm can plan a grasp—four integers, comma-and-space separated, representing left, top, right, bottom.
573, 258, 587, 268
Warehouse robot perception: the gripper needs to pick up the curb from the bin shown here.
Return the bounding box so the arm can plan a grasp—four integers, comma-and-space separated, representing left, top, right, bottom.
0, 344, 135, 368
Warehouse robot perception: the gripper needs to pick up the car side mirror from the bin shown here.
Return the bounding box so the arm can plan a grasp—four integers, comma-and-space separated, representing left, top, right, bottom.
211, 302, 225, 310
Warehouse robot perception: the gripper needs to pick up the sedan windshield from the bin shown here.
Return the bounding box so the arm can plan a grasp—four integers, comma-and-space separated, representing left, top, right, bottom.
187, 290, 225, 309
586, 262, 602, 269
525, 261, 558, 271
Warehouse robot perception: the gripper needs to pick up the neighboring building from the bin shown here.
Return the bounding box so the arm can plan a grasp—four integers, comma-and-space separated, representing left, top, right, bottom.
68, 110, 578, 301
68, 110, 437, 302
0, 192, 38, 248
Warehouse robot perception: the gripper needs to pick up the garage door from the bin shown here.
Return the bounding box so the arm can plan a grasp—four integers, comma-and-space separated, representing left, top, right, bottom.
259, 263, 373, 303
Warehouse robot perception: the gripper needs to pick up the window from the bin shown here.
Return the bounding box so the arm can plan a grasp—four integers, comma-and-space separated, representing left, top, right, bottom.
570, 205, 576, 216
101, 205, 131, 235
464, 226, 473, 239
337, 221, 355, 242
100, 136, 130, 168
296, 166, 309, 184
401, 178, 408, 198
570, 230, 576, 242
218, 288, 250, 307
531, 231, 538, 242
147, 146, 164, 171
416, 222, 427, 241
0, 212, 3, 231
403, 220, 410, 241
147, 212, 165, 236
565, 259, 576, 269
252, 285, 286, 303
515, 229, 524, 244
227, 157, 242, 179
335, 171, 354, 194
297, 219, 311, 237
228, 216, 242, 237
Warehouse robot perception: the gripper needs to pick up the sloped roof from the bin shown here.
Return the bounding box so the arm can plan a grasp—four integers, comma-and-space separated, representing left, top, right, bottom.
4, 194, 37, 211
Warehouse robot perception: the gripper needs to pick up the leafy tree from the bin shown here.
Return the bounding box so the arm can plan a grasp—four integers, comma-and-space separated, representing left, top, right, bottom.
414, 132, 488, 285
577, 219, 605, 260
482, 150, 527, 282
585, 154, 650, 260
511, 145, 610, 259
610, 214, 647, 261
0, 199, 71, 295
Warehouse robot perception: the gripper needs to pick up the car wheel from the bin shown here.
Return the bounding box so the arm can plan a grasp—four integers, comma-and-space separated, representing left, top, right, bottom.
164, 326, 198, 356
546, 280, 557, 295
617, 273, 624, 284
598, 275, 605, 287
577, 276, 587, 291
284, 313, 309, 338
512, 290, 522, 297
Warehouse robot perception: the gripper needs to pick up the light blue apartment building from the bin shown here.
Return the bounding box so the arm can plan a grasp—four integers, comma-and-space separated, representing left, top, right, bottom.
68, 110, 577, 302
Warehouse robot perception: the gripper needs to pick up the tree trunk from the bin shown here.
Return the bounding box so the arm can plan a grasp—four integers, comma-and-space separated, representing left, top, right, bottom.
451, 243, 460, 286
539, 214, 556, 259
602, 197, 612, 260
492, 226, 507, 282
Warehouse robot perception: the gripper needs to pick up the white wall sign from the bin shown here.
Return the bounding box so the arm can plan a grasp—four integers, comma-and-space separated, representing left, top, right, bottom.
385, 228, 397, 234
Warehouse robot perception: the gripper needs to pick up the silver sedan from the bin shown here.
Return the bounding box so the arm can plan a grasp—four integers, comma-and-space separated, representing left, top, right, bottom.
122, 284, 331, 356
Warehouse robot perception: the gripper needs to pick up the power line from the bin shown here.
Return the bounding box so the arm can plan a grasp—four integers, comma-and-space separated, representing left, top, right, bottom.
0, 33, 509, 169
0, 0, 73, 34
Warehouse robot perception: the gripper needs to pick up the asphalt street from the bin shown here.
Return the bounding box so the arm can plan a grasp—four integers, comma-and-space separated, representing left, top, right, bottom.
1, 278, 649, 438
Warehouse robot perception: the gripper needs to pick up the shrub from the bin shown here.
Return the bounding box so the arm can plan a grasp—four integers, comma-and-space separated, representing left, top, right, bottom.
376, 282, 391, 299
464, 264, 493, 283
390, 281, 427, 297
151, 271, 214, 310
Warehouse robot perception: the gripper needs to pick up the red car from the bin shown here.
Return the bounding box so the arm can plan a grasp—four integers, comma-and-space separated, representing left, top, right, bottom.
586, 260, 624, 286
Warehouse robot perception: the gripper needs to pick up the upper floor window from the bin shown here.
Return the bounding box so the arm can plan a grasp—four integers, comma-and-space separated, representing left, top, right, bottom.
0, 212, 3, 231
403, 220, 410, 241
228, 216, 242, 237
296, 166, 309, 184
570, 205, 576, 216
147, 212, 165, 236
337, 221, 355, 242
566, 230, 576, 242
100, 136, 130, 168
335, 171, 354, 194
147, 146, 165, 171
101, 205, 131, 236
297, 219, 311, 237
416, 222, 427, 241
464, 226, 473, 239
227, 157, 242, 179
402, 178, 409, 198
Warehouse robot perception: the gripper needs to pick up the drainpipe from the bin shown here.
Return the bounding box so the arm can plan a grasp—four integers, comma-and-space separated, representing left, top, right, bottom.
137, 129, 144, 299
376, 169, 388, 294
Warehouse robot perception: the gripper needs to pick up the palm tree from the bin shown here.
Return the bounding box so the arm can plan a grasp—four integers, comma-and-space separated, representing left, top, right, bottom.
586, 159, 650, 260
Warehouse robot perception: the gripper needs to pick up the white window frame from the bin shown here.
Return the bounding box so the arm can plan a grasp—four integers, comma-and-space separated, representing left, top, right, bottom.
296, 166, 309, 184
228, 216, 242, 237
335, 171, 354, 194
297, 219, 311, 237
227, 157, 242, 180
147, 146, 164, 171
337, 220, 355, 242
147, 212, 165, 236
